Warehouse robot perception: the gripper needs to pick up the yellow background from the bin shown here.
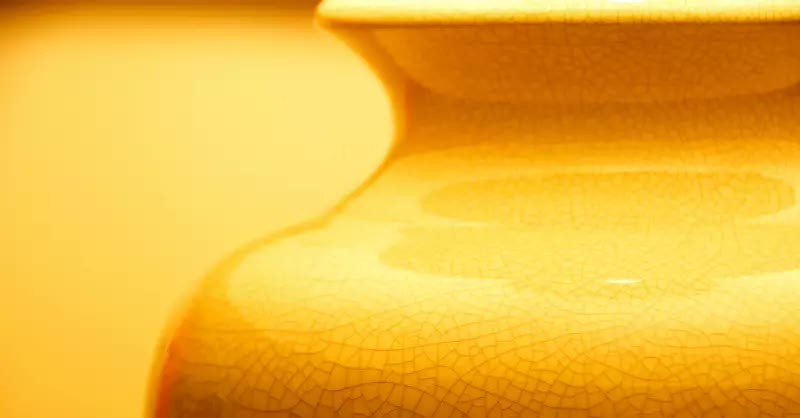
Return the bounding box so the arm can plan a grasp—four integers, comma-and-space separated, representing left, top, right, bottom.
0, 2, 391, 417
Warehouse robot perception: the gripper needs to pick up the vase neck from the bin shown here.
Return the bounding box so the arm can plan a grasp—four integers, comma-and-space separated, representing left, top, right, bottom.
392, 82, 800, 156
327, 22, 800, 154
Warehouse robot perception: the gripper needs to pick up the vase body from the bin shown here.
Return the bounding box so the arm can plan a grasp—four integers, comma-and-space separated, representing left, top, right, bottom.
151, 6, 800, 418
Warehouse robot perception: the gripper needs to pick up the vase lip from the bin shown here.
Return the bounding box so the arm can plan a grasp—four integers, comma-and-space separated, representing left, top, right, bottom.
316, 0, 800, 28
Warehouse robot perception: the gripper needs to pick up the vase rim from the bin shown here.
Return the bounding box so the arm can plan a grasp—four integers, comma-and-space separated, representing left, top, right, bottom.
316, 0, 800, 27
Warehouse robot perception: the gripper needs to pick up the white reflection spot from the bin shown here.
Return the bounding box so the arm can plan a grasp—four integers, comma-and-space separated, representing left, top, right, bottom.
606, 278, 642, 285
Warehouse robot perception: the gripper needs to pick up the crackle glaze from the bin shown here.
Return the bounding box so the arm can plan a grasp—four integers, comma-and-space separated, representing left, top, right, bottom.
151, 1, 800, 417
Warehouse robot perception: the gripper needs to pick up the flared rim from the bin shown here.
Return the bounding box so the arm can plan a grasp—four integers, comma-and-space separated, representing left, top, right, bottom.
317, 0, 800, 27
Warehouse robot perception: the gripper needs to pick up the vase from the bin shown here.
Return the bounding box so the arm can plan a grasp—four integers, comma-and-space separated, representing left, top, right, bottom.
150, 1, 800, 417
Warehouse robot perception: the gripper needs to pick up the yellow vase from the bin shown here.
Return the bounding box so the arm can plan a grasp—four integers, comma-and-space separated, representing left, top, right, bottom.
151, 1, 800, 417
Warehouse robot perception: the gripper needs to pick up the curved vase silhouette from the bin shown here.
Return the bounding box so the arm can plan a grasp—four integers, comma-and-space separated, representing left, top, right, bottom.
151, 1, 800, 417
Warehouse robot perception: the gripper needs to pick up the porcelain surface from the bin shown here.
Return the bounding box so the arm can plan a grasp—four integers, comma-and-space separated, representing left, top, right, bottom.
152, 1, 800, 417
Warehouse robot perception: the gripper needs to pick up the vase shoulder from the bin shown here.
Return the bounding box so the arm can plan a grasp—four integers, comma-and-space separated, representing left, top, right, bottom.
154, 144, 800, 415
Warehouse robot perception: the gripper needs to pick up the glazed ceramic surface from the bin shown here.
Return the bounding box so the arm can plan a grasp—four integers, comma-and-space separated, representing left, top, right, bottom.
152, 1, 800, 417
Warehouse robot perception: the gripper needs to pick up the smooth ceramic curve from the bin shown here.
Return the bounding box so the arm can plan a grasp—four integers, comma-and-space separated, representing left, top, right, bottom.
151, 1, 800, 417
